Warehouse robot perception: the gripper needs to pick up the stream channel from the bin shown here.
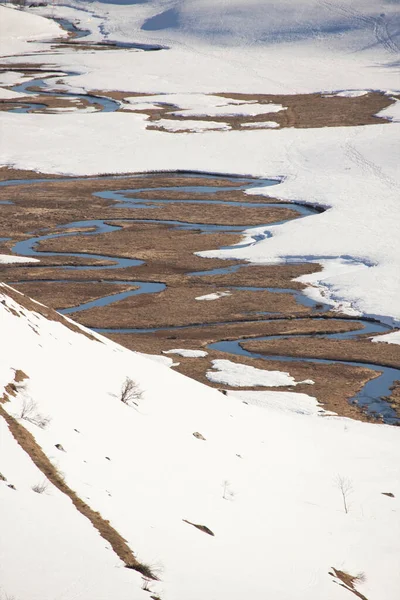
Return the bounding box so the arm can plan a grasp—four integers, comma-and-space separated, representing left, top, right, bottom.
1, 173, 399, 424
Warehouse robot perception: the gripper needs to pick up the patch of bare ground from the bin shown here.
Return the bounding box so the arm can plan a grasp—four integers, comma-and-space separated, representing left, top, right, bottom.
384, 379, 400, 413
242, 337, 400, 370
0, 284, 99, 343
12, 281, 138, 311
330, 568, 368, 600
0, 166, 57, 182
182, 519, 214, 536
109, 90, 395, 131
71, 285, 314, 329
0, 405, 155, 578
0, 369, 28, 404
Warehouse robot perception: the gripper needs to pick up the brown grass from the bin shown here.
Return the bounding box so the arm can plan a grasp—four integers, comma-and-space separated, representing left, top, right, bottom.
331, 568, 368, 600
0, 370, 28, 404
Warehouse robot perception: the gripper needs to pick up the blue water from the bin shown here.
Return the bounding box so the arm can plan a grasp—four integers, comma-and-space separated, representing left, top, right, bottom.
12, 78, 120, 113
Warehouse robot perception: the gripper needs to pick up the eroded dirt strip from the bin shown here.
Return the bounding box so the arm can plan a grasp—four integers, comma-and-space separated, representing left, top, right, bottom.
0, 378, 155, 578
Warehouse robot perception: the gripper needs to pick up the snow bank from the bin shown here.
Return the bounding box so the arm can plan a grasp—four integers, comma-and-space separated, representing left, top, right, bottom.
163, 348, 208, 357
195, 291, 231, 300
372, 330, 400, 346
152, 118, 230, 132
0, 5, 66, 56
0, 255, 38, 264
207, 359, 314, 387
377, 98, 400, 123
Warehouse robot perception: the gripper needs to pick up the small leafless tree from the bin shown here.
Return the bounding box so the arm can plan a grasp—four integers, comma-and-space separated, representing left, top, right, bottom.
19, 398, 51, 429
141, 577, 151, 592
32, 480, 48, 494
222, 479, 235, 501
120, 377, 143, 406
336, 475, 353, 514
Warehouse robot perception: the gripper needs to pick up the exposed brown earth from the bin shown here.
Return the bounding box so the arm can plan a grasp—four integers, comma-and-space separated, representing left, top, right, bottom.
1, 169, 398, 423
242, 337, 400, 370
13, 281, 137, 310
70, 285, 313, 329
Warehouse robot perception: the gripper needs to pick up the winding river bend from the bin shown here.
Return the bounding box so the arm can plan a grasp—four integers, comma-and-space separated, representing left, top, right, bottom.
1, 173, 399, 424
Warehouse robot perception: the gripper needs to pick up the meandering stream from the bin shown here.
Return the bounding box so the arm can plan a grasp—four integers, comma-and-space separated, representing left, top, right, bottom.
1, 173, 399, 423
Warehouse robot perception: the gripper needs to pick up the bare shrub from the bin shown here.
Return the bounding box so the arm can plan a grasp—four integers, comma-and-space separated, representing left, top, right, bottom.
19, 398, 51, 429
0, 590, 17, 600
354, 572, 366, 585
32, 480, 48, 494
141, 578, 151, 592
120, 377, 143, 406
222, 479, 235, 501
336, 475, 353, 514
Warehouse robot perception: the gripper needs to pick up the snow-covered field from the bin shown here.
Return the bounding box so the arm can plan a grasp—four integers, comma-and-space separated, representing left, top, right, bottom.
0, 1, 399, 325
0, 2, 400, 598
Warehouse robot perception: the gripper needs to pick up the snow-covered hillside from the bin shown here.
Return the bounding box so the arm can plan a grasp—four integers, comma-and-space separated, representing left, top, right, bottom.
1, 284, 400, 600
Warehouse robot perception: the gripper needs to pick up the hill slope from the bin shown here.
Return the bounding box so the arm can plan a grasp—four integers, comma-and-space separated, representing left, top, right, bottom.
1, 282, 400, 599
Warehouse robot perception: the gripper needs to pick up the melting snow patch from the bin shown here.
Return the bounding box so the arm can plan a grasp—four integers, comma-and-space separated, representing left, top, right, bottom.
163, 349, 208, 358
241, 121, 279, 128
196, 291, 232, 301
151, 119, 230, 132
229, 390, 324, 416
0, 255, 39, 264
372, 330, 400, 346
324, 90, 369, 97
376, 98, 400, 123
207, 359, 314, 387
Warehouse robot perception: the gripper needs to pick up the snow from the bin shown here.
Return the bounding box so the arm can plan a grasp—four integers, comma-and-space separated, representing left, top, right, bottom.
0, 88, 28, 100
0, 5, 66, 56
241, 120, 280, 128
1, 3, 400, 596
0, 254, 38, 264
0, 418, 146, 600
325, 90, 370, 98
124, 93, 286, 117
1, 285, 400, 600
163, 349, 208, 358
228, 389, 326, 416
372, 330, 400, 346
0, 71, 29, 86
151, 118, 231, 132
377, 98, 400, 123
195, 291, 232, 300
207, 359, 314, 387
